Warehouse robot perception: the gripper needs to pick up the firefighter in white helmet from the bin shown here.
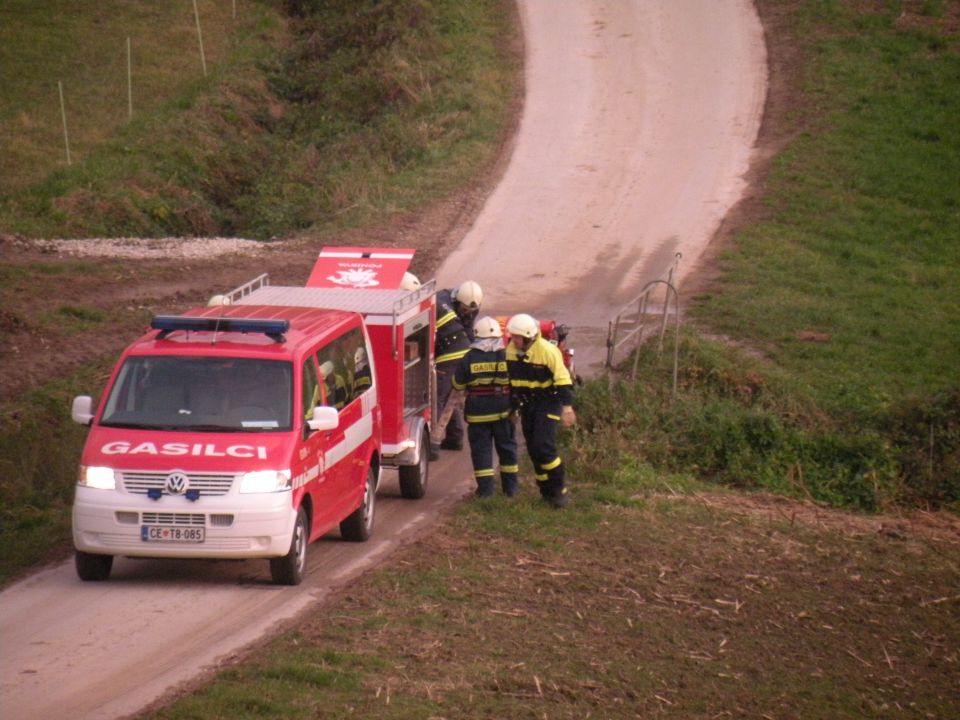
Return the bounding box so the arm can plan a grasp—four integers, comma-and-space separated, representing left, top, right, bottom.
207, 294, 231, 307
451, 316, 519, 497
505, 313, 576, 508
352, 345, 372, 399
400, 272, 421, 291
430, 280, 484, 455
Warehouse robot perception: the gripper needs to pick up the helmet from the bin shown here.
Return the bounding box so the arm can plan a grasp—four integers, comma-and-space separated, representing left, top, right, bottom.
354, 346, 367, 366
473, 316, 502, 339
400, 272, 421, 291
506, 313, 540, 339
452, 280, 482, 309
319, 360, 335, 379
207, 294, 231, 307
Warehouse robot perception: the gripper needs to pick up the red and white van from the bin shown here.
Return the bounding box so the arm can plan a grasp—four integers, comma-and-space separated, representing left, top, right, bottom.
71, 256, 435, 585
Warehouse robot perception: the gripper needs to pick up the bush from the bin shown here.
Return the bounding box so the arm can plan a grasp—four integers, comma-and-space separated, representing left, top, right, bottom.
569, 333, 955, 511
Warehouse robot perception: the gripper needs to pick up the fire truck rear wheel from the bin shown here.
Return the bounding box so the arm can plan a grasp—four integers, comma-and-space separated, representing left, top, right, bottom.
270, 506, 308, 586
340, 465, 376, 541
75, 550, 113, 581
398, 428, 430, 499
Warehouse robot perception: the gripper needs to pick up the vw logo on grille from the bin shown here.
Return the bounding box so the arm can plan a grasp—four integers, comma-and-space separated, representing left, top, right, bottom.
165, 472, 190, 495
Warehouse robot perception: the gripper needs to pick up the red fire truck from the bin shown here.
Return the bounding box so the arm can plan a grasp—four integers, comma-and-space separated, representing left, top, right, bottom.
70, 249, 436, 585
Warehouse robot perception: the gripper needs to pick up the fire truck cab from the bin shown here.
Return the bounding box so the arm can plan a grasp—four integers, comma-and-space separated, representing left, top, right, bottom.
70, 250, 435, 586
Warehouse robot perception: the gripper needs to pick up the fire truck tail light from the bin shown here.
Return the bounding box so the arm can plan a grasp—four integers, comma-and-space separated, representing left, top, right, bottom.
239, 469, 292, 494
78, 466, 117, 490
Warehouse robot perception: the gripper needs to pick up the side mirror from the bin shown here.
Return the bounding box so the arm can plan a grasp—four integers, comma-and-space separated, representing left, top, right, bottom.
306, 405, 339, 432
72, 395, 95, 425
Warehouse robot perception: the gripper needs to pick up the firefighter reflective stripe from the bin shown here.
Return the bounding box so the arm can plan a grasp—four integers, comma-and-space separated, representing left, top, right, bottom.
436, 309, 457, 328
542, 456, 562, 471
547, 413, 560, 421
500, 464, 519, 473
509, 378, 558, 390
436, 347, 470, 364
474, 468, 495, 478
465, 410, 511, 423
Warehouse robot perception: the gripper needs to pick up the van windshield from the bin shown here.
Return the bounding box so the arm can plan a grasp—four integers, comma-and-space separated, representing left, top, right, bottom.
100, 357, 293, 432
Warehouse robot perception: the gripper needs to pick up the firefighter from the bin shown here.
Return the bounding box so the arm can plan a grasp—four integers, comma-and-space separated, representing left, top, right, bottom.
352, 346, 372, 400
431, 280, 484, 454
452, 316, 519, 497
505, 313, 576, 508
400, 271, 421, 291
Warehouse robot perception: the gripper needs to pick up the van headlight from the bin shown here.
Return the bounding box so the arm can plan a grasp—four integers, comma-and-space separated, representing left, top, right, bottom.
239, 469, 292, 494
78, 466, 117, 490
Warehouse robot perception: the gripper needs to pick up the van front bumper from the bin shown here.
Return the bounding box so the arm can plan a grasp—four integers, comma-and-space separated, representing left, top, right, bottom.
72, 486, 297, 559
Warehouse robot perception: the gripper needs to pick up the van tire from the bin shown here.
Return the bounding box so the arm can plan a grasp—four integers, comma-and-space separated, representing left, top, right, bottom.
75, 551, 113, 581
270, 506, 308, 586
340, 465, 376, 542
398, 428, 430, 499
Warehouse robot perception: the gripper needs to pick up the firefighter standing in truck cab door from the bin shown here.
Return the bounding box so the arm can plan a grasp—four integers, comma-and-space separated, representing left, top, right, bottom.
430, 280, 483, 455
505, 313, 576, 508
452, 316, 519, 497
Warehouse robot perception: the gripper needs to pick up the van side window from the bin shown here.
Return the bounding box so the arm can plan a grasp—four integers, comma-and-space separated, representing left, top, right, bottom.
301, 357, 321, 421
315, 327, 370, 412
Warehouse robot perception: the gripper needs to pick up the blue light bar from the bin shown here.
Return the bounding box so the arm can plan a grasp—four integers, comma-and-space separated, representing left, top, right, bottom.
151, 315, 289, 342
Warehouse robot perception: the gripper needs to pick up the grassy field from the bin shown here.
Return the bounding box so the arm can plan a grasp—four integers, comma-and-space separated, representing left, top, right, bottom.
0, 0, 518, 239
0, 0, 275, 194
580, 0, 960, 512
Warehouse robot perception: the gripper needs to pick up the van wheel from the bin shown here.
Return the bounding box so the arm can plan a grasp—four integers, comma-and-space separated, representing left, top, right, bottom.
75, 551, 113, 581
398, 427, 430, 499
340, 465, 376, 542
270, 506, 308, 586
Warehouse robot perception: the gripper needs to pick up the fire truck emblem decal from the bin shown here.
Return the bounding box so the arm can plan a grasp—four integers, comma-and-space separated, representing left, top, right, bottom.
165, 471, 190, 495
327, 268, 379, 288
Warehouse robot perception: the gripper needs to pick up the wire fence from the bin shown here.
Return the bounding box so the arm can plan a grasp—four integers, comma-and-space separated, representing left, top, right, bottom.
604, 252, 682, 397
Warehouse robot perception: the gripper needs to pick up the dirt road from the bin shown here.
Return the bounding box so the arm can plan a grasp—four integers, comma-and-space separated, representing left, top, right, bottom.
0, 2, 768, 718
439, 0, 766, 373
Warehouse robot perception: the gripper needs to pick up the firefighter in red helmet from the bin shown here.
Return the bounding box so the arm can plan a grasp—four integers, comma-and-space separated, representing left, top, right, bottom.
505, 313, 576, 508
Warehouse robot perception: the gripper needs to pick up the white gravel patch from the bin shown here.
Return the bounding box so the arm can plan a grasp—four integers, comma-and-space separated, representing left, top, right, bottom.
23, 236, 265, 259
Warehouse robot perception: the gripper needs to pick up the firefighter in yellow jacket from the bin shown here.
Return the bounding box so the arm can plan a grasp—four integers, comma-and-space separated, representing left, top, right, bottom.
505, 313, 576, 508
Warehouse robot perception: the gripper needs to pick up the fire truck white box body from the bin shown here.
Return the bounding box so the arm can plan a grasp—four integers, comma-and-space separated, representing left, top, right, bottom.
71, 274, 435, 585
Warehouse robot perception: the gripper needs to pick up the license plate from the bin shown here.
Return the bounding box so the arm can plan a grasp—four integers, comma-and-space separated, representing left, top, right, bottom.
141, 526, 206, 543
